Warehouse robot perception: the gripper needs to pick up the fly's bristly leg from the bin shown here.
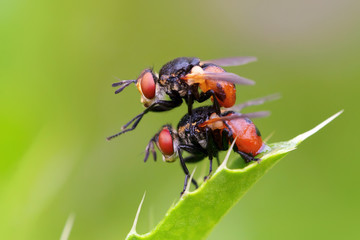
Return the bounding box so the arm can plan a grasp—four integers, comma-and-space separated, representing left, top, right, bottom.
184, 154, 206, 163
235, 150, 261, 163
204, 155, 213, 181
187, 90, 195, 136
178, 149, 198, 196
198, 90, 221, 114
203, 128, 217, 181
106, 98, 182, 140
178, 144, 207, 155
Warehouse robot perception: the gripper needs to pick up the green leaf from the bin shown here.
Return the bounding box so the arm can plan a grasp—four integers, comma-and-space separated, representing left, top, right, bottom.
126, 111, 343, 240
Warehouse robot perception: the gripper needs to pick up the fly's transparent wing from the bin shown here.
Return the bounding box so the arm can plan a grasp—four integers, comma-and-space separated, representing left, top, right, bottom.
201, 56, 257, 67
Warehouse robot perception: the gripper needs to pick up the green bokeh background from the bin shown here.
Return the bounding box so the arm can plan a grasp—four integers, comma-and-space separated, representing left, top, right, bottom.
1, 0, 359, 239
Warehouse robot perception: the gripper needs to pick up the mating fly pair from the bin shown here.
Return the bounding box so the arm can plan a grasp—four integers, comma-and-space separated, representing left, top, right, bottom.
143, 95, 278, 194
107, 56, 257, 140
107, 56, 275, 194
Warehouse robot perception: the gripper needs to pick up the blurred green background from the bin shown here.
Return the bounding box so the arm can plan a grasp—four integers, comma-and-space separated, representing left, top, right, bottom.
1, 0, 359, 239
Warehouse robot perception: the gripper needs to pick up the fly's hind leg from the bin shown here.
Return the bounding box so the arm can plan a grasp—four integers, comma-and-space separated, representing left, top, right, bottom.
235, 150, 261, 163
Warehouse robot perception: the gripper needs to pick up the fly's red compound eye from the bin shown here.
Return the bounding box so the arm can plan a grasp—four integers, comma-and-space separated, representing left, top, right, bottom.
140, 71, 156, 99
158, 128, 174, 156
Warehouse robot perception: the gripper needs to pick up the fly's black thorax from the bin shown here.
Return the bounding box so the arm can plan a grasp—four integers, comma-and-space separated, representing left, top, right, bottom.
159, 57, 200, 76
158, 77, 188, 98
177, 122, 208, 150
158, 57, 200, 98
177, 106, 215, 150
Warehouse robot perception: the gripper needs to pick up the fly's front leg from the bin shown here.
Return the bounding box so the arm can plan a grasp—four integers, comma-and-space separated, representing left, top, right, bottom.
106, 112, 144, 140
150, 97, 183, 112
178, 144, 207, 155
184, 154, 206, 163
106, 98, 182, 140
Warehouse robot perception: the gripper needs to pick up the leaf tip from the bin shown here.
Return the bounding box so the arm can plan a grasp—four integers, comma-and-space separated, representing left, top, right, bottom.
215, 137, 237, 173
290, 110, 343, 145
60, 213, 75, 240
128, 192, 146, 236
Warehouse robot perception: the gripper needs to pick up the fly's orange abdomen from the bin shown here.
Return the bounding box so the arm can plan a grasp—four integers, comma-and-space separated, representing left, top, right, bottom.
200, 65, 236, 108
216, 81, 236, 108
227, 116, 264, 156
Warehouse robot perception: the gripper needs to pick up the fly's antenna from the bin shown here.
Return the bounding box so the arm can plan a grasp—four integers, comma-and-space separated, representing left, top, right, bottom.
112, 78, 137, 94
143, 135, 158, 162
